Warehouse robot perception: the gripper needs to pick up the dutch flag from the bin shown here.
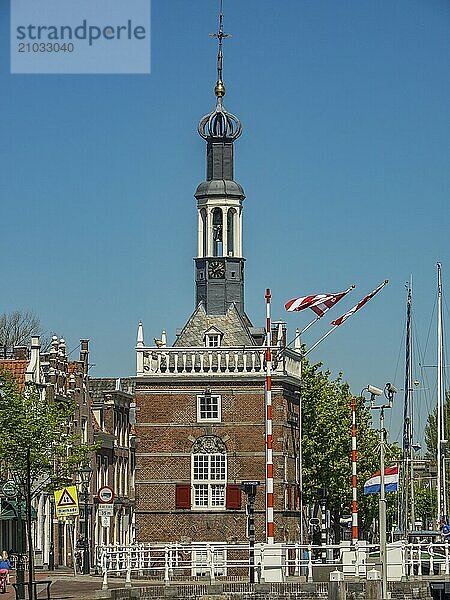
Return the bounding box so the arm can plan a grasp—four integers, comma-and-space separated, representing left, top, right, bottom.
364, 466, 399, 495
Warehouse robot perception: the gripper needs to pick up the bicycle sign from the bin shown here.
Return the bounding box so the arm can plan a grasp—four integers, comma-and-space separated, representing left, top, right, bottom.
98, 486, 114, 504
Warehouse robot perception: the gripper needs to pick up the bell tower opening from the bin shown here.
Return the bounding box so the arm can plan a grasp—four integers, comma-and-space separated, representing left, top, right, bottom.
227, 208, 235, 257
212, 208, 223, 257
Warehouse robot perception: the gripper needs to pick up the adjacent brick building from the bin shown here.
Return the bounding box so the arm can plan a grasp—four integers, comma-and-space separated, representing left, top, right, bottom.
0, 339, 137, 568
90, 378, 136, 548
0, 336, 94, 567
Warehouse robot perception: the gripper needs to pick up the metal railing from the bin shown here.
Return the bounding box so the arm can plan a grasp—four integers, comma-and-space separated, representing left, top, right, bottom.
95, 541, 450, 588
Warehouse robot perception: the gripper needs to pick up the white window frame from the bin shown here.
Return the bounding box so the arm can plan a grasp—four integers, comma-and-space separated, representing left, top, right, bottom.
197, 394, 221, 423
191, 453, 227, 511
206, 333, 220, 348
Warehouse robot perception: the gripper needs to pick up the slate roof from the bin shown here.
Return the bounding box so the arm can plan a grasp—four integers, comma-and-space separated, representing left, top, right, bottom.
0, 360, 28, 389
89, 377, 134, 400
174, 302, 257, 347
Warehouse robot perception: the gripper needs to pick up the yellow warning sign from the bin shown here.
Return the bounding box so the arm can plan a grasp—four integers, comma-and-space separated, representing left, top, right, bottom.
54, 486, 79, 517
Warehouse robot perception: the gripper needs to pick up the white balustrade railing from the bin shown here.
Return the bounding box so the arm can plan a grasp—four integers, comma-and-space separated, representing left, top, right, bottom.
95, 541, 450, 588
136, 346, 302, 379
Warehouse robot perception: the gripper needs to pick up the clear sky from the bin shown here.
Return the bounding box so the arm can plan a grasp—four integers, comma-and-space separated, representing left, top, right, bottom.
1, 0, 449, 445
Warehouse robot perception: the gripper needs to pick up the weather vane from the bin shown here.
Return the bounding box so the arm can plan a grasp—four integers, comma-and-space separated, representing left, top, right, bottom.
209, 0, 231, 98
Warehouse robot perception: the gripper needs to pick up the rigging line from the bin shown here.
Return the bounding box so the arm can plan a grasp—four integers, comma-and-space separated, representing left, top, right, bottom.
415, 318, 434, 419
422, 295, 437, 366
67, 343, 81, 358
411, 315, 428, 442
392, 315, 406, 402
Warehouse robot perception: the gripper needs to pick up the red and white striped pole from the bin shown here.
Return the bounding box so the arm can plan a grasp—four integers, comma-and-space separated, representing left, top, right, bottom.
265, 288, 274, 544
351, 396, 358, 544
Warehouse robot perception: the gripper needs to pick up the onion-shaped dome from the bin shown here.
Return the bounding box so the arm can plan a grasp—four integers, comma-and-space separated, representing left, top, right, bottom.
198, 97, 242, 141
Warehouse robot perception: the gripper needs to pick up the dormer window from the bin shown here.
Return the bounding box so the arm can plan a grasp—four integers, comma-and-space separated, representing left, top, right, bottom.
206, 334, 220, 348
204, 327, 223, 348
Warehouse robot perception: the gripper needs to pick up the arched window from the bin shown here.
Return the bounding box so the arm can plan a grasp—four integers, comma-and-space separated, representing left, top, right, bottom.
227, 209, 236, 256
191, 436, 227, 509
201, 209, 207, 257
212, 208, 223, 257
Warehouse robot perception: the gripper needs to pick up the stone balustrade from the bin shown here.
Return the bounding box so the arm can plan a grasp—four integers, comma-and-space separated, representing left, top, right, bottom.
136, 346, 301, 379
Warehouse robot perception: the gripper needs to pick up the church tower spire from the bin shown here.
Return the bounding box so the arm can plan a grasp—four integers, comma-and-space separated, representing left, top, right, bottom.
195, 1, 246, 316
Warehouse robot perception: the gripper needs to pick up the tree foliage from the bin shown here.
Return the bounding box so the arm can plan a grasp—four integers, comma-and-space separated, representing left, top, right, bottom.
414, 483, 436, 528
0, 370, 93, 495
301, 357, 401, 539
424, 392, 450, 460
0, 311, 43, 354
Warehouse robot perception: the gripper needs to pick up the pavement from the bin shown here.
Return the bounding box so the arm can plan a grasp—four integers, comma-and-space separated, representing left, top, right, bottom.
3, 570, 127, 600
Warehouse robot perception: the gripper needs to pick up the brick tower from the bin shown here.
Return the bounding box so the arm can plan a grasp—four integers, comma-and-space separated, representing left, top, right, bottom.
134, 5, 302, 548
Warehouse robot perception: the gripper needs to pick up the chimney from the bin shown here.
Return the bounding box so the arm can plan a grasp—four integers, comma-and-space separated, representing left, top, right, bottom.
80, 340, 89, 372
25, 336, 41, 383
14, 346, 28, 361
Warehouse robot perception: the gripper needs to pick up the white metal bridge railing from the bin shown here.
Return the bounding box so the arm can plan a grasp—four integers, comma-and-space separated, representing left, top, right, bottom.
94, 541, 450, 589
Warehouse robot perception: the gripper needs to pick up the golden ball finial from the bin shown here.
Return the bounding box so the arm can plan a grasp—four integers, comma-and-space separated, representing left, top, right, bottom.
214, 79, 226, 98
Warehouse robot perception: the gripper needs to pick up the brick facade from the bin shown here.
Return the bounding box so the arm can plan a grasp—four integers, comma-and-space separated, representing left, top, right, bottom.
134, 368, 302, 544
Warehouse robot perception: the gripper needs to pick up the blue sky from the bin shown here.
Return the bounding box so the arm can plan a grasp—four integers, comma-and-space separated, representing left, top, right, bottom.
1, 0, 449, 444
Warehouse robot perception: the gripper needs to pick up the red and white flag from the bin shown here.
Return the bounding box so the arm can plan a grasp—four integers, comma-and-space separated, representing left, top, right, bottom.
331, 280, 388, 326
285, 286, 354, 317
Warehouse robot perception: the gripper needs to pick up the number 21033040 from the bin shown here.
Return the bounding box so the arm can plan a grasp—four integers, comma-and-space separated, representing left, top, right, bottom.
18, 42, 74, 53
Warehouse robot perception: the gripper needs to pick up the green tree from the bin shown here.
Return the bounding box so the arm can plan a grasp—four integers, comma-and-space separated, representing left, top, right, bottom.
301, 357, 400, 540
414, 484, 436, 529
0, 370, 93, 495
424, 392, 450, 460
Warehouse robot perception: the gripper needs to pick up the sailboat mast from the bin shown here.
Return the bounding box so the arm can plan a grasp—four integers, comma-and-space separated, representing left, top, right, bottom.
401, 283, 412, 534
437, 263, 446, 523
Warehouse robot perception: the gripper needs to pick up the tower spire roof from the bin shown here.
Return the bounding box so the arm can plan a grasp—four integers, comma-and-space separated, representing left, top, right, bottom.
210, 0, 229, 98
198, 0, 242, 141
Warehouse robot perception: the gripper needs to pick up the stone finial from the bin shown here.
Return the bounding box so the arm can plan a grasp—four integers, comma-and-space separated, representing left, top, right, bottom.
161, 330, 167, 347
137, 321, 144, 347
277, 322, 284, 347
294, 328, 301, 353
51, 336, 59, 354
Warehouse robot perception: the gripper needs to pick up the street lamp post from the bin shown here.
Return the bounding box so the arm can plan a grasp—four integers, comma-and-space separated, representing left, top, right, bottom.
364, 383, 397, 600
15, 491, 26, 600
80, 467, 92, 575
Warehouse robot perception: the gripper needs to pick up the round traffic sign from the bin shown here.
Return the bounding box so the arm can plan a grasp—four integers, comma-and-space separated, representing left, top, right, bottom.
98, 486, 114, 504
2, 480, 18, 498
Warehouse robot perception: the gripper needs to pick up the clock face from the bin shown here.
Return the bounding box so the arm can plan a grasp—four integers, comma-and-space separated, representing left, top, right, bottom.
208, 260, 225, 279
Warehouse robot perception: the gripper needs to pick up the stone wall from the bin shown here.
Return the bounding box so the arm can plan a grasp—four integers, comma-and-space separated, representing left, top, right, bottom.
104, 581, 433, 600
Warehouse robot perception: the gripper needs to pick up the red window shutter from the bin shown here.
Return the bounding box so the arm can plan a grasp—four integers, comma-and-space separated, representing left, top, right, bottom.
175, 484, 191, 509
226, 485, 241, 509
294, 485, 299, 510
